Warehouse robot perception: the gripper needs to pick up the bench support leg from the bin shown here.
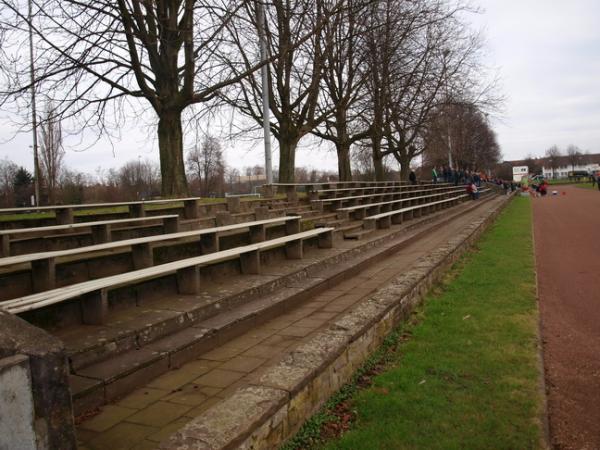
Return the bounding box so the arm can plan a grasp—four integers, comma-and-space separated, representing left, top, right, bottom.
337, 210, 349, 221
200, 233, 219, 254
318, 230, 334, 249
32, 258, 56, 293
184, 199, 199, 219
177, 266, 200, 294
55, 208, 74, 225
363, 219, 376, 230
378, 216, 392, 229
215, 212, 233, 226
286, 186, 298, 204
129, 204, 145, 218
391, 213, 403, 225
1, 235, 10, 257
132, 243, 153, 269
91, 224, 110, 244
164, 216, 180, 234
285, 240, 303, 259
254, 206, 269, 221
227, 197, 241, 214
240, 250, 260, 274
285, 218, 301, 235
82, 289, 108, 325
249, 224, 266, 243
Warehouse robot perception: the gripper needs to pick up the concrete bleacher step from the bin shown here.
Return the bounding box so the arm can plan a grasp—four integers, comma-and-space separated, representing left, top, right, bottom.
68, 194, 497, 415
314, 218, 347, 228
63, 263, 342, 413
337, 222, 371, 240
302, 212, 338, 224
47, 192, 498, 418
69, 282, 317, 414
344, 228, 375, 240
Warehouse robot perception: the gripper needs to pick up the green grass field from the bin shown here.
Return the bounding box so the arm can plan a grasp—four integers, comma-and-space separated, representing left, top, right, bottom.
575, 183, 599, 191
287, 197, 544, 450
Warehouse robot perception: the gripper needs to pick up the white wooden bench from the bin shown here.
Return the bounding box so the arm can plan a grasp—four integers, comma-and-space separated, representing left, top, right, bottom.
265, 181, 407, 198
0, 227, 334, 324
336, 188, 466, 220
307, 183, 452, 201
0, 215, 180, 257
363, 188, 491, 229
311, 185, 460, 211
0, 197, 204, 224
0, 216, 303, 294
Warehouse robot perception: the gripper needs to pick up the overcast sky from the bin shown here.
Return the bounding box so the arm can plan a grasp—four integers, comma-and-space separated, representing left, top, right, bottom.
1, 0, 599, 175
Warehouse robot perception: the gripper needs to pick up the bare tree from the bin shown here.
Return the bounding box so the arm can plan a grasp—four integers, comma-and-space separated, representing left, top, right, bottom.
545, 145, 562, 179
186, 133, 225, 196
224, 0, 341, 182
357, 0, 499, 181
566, 144, 582, 171
38, 103, 65, 204
523, 154, 542, 176
0, 0, 269, 196
311, 0, 371, 181
117, 159, 160, 200
423, 102, 501, 173
0, 158, 19, 206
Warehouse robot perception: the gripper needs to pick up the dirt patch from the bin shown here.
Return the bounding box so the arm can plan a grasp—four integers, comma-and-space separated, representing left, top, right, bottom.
532, 185, 600, 449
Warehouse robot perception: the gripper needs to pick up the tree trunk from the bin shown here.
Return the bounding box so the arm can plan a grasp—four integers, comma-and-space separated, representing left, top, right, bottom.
157, 110, 188, 197
371, 136, 385, 181
397, 154, 411, 181
278, 136, 299, 183
336, 141, 352, 181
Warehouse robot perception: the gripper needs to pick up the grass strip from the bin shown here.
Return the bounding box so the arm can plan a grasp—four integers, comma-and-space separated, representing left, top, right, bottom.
287, 196, 544, 450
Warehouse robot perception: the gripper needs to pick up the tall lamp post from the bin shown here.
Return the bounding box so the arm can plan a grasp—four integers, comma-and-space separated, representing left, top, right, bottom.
256, 1, 273, 185
28, 0, 41, 205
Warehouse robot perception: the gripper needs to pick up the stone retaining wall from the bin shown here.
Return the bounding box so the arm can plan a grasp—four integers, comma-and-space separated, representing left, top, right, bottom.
0, 311, 76, 449
160, 195, 511, 449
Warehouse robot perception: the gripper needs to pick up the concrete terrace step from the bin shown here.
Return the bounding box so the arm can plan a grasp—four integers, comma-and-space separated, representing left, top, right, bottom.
314, 218, 348, 228
344, 228, 376, 240
70, 281, 317, 414
303, 213, 338, 224
66, 194, 498, 415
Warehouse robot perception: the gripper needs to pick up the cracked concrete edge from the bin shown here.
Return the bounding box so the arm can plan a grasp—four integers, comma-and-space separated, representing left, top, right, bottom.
159, 195, 512, 450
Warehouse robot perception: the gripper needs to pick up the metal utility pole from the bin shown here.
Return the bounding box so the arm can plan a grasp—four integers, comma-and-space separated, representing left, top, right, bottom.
28, 0, 41, 205
447, 113, 453, 170
256, 1, 273, 185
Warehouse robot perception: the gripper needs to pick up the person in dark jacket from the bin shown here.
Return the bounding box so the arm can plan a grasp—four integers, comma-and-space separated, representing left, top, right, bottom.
409, 171, 417, 184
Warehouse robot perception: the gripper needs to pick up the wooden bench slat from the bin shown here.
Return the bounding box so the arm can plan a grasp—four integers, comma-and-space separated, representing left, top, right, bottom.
0, 216, 302, 268
1, 227, 333, 314
311, 186, 459, 204
366, 189, 489, 220
315, 183, 451, 194
0, 198, 202, 215
0, 215, 179, 236
336, 189, 465, 212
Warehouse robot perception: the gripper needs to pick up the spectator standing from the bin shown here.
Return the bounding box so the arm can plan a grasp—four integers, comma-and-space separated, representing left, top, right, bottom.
432, 167, 438, 184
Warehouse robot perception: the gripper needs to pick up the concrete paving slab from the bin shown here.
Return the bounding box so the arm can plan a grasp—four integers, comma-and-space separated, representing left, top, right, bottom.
126, 401, 193, 428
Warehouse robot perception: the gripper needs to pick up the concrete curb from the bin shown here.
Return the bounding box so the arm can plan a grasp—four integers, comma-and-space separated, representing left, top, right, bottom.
159, 195, 512, 450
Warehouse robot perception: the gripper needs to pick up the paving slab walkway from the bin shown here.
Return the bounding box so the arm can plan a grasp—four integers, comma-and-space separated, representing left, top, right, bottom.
532, 185, 600, 450
76, 196, 505, 450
